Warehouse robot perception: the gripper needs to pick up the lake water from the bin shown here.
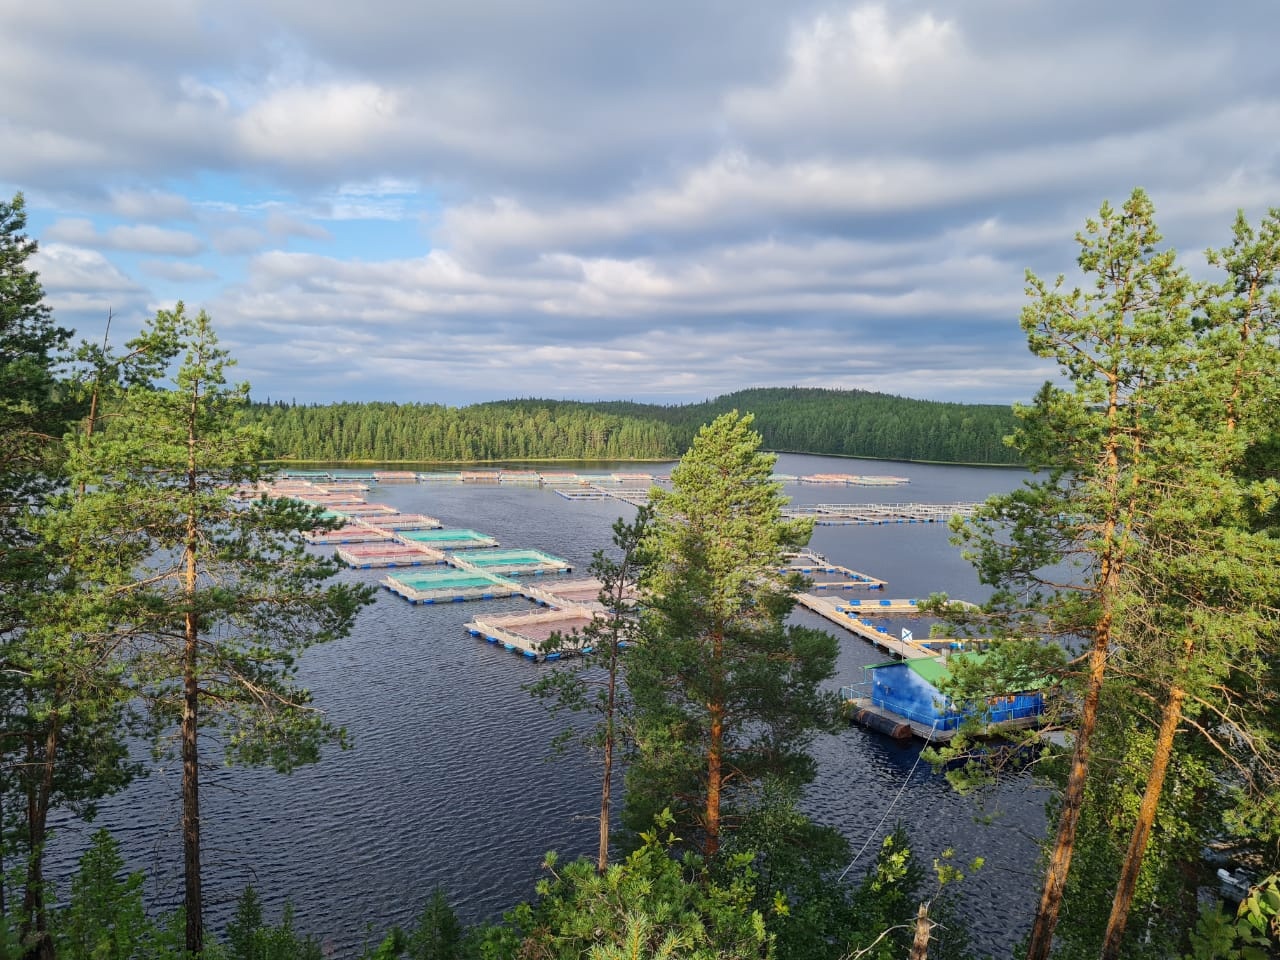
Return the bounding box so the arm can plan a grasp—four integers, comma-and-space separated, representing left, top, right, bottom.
50, 453, 1045, 956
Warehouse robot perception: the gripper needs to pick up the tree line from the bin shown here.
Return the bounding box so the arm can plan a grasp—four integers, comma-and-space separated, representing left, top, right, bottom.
247, 388, 1022, 466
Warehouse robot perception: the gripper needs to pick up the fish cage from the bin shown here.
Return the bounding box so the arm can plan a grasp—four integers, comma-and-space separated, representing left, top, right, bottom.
382, 569, 519, 604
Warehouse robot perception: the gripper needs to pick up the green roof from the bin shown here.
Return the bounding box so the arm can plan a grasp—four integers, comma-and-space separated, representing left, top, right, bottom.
868, 652, 1047, 693
867, 653, 988, 688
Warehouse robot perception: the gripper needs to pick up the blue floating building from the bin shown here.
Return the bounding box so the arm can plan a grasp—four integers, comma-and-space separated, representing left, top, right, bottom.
843, 654, 1044, 741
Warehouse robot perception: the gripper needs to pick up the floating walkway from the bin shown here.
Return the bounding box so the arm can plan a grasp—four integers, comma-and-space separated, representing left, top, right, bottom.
798, 592, 982, 661
518, 577, 614, 609
451, 549, 572, 577
798, 473, 910, 486
794, 593, 937, 658
306, 525, 391, 544
466, 608, 600, 660
382, 569, 520, 604
783, 552, 887, 589
397, 528, 500, 549
785, 503, 981, 525
335, 542, 445, 569
359, 513, 443, 532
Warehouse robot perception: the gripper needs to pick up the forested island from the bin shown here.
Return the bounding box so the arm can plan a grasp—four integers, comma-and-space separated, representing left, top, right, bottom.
3, 188, 1280, 960
249, 388, 1021, 466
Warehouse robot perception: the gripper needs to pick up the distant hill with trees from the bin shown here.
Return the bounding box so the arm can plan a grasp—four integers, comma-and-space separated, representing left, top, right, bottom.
250, 387, 1021, 465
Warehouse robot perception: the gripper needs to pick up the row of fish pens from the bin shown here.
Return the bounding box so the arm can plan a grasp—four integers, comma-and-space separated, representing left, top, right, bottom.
785, 502, 982, 525
273, 479, 592, 658
796, 473, 910, 486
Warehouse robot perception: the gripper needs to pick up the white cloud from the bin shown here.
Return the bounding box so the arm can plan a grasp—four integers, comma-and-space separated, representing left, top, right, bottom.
109, 189, 195, 221
265, 210, 332, 240
46, 219, 205, 256
211, 226, 267, 255
140, 259, 219, 282
6, 0, 1280, 406
106, 224, 205, 256
236, 82, 402, 164
43, 218, 100, 246
33, 243, 142, 293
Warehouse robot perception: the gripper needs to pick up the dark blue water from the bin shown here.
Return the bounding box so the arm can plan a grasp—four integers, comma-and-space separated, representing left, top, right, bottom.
50, 454, 1044, 957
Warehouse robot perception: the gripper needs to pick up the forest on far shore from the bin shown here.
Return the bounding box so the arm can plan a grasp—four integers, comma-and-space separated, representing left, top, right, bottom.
250, 386, 1022, 465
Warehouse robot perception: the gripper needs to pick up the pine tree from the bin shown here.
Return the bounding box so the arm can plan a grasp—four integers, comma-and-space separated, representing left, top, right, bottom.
624, 411, 837, 857
1095, 209, 1280, 958
936, 190, 1199, 960
527, 506, 651, 872
0, 192, 136, 959
53, 303, 373, 953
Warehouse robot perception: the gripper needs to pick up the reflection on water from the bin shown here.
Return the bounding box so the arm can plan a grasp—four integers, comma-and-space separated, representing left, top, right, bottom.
50, 454, 1044, 956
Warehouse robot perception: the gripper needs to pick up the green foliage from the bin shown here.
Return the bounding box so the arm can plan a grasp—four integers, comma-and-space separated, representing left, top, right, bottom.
527, 506, 651, 870
1186, 875, 1280, 960
52, 303, 375, 766
251, 399, 679, 463
0, 190, 137, 950
625, 412, 838, 852
404, 889, 467, 960
842, 828, 921, 960
501, 810, 771, 960
220, 886, 323, 960
717, 783, 861, 960
649, 387, 1020, 464
0, 191, 72, 484
52, 829, 185, 959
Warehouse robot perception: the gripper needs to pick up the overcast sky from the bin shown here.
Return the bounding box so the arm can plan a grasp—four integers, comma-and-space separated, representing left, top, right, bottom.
5, 1, 1278, 406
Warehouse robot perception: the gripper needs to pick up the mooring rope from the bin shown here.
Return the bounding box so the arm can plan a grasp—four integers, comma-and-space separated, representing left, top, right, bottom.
838, 718, 940, 882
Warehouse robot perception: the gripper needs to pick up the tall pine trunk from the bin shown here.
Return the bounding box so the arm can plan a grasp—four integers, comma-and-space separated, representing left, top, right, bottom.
182, 395, 204, 954
704, 627, 724, 858
182, 547, 202, 954
19, 716, 58, 960
1025, 615, 1110, 960
1026, 377, 1129, 960
706, 707, 723, 858
598, 641, 617, 873
1099, 683, 1185, 959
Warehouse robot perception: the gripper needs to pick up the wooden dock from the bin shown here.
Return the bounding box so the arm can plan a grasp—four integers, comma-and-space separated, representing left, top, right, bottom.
795, 593, 937, 658
798, 591, 981, 660
784, 552, 888, 589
